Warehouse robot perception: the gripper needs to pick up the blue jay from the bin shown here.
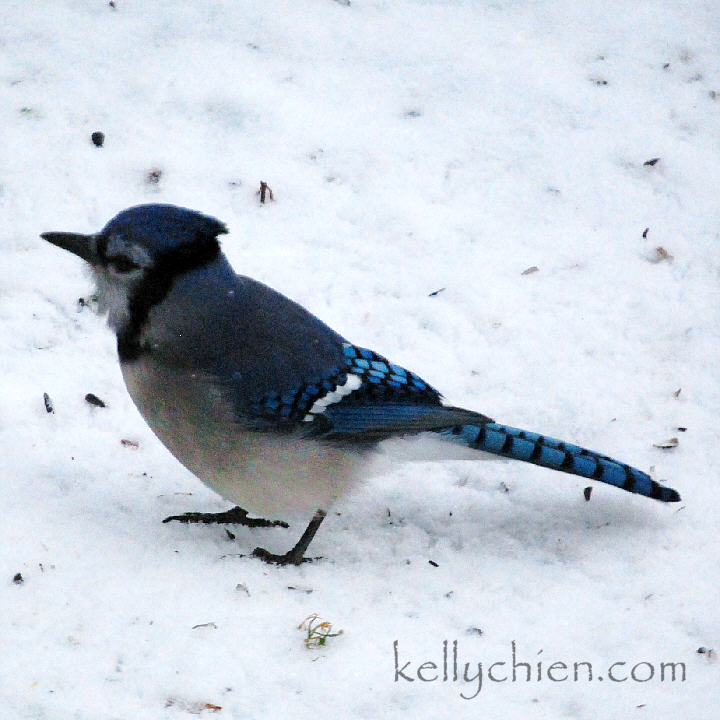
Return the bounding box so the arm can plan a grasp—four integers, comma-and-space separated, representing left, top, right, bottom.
42, 204, 680, 564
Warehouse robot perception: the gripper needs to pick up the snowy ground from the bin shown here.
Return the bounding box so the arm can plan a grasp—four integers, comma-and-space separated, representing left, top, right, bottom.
2, 0, 719, 717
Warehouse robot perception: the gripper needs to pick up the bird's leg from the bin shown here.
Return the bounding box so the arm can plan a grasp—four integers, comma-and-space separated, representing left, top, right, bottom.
252, 509, 327, 565
162, 505, 289, 529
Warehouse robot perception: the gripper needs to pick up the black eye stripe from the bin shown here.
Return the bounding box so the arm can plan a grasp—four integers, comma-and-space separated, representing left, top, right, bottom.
108, 256, 140, 273
98, 234, 141, 273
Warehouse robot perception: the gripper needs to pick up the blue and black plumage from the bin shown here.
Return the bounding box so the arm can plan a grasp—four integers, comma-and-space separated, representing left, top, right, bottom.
250, 340, 678, 502
41, 204, 681, 564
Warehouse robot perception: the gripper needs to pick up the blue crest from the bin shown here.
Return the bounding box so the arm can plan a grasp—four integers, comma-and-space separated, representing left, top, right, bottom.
100, 204, 228, 254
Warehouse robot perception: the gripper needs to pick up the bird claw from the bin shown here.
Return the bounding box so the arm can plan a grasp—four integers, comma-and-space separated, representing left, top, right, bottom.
162, 505, 289, 528
250, 508, 327, 565
251, 546, 321, 565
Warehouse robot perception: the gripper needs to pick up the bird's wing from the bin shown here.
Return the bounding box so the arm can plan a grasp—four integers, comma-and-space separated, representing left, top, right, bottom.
240, 341, 491, 439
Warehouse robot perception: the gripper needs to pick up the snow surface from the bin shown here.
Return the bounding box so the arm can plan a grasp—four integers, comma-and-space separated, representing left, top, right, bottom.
2, 0, 719, 717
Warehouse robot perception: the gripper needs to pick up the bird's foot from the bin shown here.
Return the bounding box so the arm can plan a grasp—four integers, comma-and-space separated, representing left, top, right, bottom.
250, 508, 327, 566
162, 505, 289, 528
251, 546, 319, 565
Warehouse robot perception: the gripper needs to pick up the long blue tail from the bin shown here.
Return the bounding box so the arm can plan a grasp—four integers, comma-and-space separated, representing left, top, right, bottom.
439, 422, 680, 502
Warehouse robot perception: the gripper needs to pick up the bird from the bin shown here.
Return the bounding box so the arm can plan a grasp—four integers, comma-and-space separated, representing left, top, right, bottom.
41, 203, 680, 564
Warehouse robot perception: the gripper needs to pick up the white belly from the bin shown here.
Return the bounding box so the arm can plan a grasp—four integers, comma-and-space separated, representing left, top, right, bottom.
121, 360, 369, 517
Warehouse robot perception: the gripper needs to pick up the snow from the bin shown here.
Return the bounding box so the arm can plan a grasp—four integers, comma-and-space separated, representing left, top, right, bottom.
2, 0, 719, 717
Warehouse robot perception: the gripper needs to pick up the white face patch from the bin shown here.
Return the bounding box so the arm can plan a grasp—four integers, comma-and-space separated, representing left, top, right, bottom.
90, 262, 145, 333
91, 268, 130, 331
303, 373, 362, 422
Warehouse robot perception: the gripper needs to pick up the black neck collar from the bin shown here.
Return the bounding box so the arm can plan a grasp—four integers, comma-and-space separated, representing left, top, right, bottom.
117, 237, 221, 361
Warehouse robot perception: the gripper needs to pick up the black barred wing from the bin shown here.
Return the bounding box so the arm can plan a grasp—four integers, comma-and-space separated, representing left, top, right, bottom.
332, 343, 443, 406
245, 343, 482, 438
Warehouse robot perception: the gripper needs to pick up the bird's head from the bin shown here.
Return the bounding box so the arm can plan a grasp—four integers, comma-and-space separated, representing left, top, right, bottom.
41, 204, 228, 328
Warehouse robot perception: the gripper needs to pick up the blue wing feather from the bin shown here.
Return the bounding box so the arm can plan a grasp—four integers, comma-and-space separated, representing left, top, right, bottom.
245, 342, 483, 435
340, 343, 443, 404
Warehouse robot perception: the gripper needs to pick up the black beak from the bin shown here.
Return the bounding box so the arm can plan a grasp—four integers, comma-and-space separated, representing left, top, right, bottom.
40, 232, 98, 264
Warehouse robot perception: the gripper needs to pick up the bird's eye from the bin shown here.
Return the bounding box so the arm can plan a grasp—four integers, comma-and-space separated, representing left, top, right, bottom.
109, 257, 139, 273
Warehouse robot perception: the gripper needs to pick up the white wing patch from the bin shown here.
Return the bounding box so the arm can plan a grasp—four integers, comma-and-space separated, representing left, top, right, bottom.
303, 373, 363, 422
